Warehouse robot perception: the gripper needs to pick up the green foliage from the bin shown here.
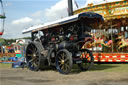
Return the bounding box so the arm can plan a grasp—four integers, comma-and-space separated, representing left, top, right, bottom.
1, 37, 31, 45
0, 15, 6, 19
22, 37, 31, 39
0, 38, 5, 43
2, 39, 16, 45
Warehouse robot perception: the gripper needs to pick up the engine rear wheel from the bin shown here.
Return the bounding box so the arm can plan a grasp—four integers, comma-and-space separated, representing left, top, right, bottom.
78, 49, 94, 71
56, 49, 72, 74
26, 42, 44, 71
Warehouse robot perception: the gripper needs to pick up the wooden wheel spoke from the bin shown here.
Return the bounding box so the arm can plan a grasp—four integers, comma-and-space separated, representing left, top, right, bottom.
86, 56, 91, 62
33, 62, 38, 67
34, 58, 39, 63
35, 57, 39, 61
64, 57, 69, 62
28, 59, 34, 63
86, 59, 90, 62
34, 48, 38, 54
28, 48, 34, 53
63, 65, 66, 72
27, 54, 33, 57
30, 63, 33, 67
61, 65, 64, 70
58, 56, 62, 60
59, 63, 63, 67
60, 54, 63, 59
62, 53, 65, 60
65, 63, 69, 70
35, 50, 38, 55
58, 60, 61, 63
63, 64, 69, 72
60, 53, 65, 60
30, 61, 38, 68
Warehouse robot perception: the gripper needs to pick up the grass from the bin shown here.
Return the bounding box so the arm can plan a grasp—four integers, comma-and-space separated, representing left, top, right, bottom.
91, 64, 128, 72
72, 63, 128, 73
0, 63, 12, 68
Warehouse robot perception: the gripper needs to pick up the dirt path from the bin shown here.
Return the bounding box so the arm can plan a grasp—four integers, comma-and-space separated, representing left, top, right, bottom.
0, 67, 128, 85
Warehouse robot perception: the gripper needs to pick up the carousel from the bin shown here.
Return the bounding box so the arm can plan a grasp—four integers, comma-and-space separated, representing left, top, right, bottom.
74, 0, 128, 63
0, 0, 6, 55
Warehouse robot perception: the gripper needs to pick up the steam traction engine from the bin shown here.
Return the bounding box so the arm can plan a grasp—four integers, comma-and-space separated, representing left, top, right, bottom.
22, 12, 104, 74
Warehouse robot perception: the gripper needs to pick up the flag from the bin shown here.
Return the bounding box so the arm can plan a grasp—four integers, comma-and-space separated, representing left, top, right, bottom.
74, 0, 79, 8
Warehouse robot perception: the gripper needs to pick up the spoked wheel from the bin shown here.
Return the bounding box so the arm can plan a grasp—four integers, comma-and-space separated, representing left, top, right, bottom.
78, 49, 94, 71
26, 42, 44, 71
56, 49, 72, 74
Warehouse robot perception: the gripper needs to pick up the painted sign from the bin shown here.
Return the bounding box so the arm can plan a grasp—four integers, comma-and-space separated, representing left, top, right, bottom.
111, 7, 128, 15
94, 10, 106, 16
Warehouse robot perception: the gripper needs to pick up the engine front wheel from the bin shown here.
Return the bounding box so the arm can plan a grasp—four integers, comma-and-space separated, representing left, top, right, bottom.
26, 42, 44, 71
56, 49, 72, 74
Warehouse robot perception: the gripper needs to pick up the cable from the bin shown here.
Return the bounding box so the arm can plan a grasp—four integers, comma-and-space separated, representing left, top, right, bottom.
0, 0, 6, 35
0, 0, 5, 16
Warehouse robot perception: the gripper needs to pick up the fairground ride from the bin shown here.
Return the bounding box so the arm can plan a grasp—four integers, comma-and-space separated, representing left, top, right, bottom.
74, 0, 128, 63
0, 0, 6, 36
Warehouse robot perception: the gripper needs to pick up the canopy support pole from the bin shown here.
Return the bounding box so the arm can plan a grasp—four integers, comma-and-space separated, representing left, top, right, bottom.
111, 21, 114, 52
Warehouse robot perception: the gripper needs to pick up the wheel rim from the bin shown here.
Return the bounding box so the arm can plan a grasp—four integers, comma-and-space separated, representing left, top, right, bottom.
78, 50, 93, 70
56, 51, 72, 74
26, 44, 39, 71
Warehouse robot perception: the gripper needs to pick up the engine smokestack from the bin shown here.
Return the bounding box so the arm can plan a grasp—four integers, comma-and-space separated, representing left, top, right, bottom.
68, 0, 73, 16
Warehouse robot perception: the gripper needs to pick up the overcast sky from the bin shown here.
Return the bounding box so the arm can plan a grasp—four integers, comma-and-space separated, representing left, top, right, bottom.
1, 0, 122, 39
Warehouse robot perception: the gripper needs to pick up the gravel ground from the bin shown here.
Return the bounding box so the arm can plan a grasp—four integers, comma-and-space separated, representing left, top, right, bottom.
0, 66, 128, 85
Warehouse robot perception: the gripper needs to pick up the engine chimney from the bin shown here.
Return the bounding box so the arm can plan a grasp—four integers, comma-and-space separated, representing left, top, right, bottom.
68, 0, 73, 16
